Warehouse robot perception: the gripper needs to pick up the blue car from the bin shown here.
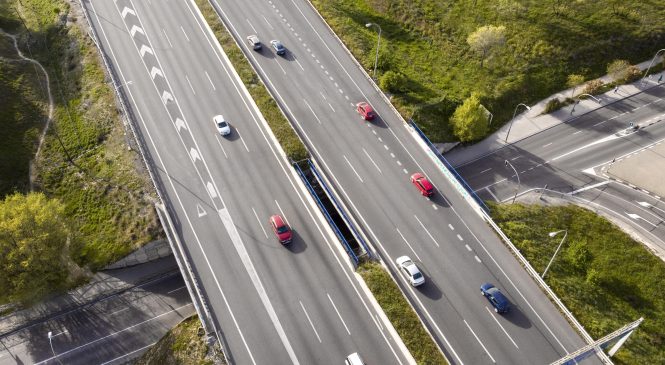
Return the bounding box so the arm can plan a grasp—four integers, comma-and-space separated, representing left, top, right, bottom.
481, 283, 510, 313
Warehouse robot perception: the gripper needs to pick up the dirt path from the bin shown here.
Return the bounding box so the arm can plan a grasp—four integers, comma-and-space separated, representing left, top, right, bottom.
0, 29, 54, 190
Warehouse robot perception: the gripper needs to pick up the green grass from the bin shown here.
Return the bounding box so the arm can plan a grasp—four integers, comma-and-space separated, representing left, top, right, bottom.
310, 0, 665, 142
358, 261, 447, 365
489, 203, 665, 365
194, 0, 308, 162
1, 0, 160, 271
134, 315, 219, 365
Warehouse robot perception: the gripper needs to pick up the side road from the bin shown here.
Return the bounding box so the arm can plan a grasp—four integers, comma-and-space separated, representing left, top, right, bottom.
445, 57, 665, 167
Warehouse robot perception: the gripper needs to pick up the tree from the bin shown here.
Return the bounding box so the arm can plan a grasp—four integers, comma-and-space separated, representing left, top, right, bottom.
607, 59, 630, 82
450, 93, 489, 142
566, 74, 585, 97
0, 192, 73, 304
467, 25, 506, 66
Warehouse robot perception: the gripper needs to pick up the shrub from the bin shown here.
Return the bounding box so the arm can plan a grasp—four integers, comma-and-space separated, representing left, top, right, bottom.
450, 93, 488, 142
379, 70, 408, 93
543, 98, 564, 113
623, 65, 642, 83
582, 79, 605, 95
607, 59, 630, 82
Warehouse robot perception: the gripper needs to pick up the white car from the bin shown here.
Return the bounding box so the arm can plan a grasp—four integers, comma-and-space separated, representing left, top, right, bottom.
213, 115, 231, 136
395, 256, 425, 287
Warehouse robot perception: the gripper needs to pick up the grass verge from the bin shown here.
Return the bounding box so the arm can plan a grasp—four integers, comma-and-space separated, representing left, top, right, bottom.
358, 261, 447, 365
134, 315, 221, 365
194, 0, 308, 162
310, 0, 665, 142
489, 202, 665, 365
1, 0, 160, 272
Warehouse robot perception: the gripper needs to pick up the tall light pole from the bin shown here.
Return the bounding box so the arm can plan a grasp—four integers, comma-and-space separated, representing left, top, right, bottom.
365, 22, 381, 80
504, 103, 531, 143
504, 160, 520, 204
578, 93, 601, 102
114, 80, 133, 92
542, 229, 568, 279
47, 331, 64, 365
641, 49, 665, 85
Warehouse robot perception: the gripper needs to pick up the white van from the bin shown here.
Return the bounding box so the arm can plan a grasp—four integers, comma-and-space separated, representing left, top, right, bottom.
344, 352, 366, 365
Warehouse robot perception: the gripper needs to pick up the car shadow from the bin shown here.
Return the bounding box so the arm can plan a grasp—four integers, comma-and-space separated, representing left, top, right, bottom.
416, 262, 442, 300
369, 115, 389, 129
501, 305, 533, 329
428, 192, 450, 208
253, 47, 275, 60
286, 230, 307, 254
221, 130, 240, 142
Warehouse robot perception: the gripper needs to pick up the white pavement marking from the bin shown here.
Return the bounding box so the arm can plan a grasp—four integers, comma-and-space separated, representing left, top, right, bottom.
569, 180, 610, 195
303, 99, 322, 124
542, 142, 552, 148
328, 102, 335, 112
180, 25, 189, 42
479, 168, 491, 174
34, 304, 193, 365
396, 228, 421, 261
464, 320, 495, 363
252, 207, 269, 239
273, 57, 286, 74
236, 128, 250, 152
465, 244, 472, 251
343, 155, 364, 182
593, 120, 606, 127
626, 212, 658, 227
295, 59, 305, 71
328, 293, 351, 335
485, 307, 519, 348
262, 15, 274, 30
246, 18, 258, 34
214, 135, 228, 159
167, 286, 186, 294
109, 307, 129, 316
448, 224, 454, 230
510, 156, 520, 161
162, 28, 173, 48
457, 234, 463, 241
396, 160, 402, 166
300, 301, 322, 343
50, 330, 68, 338
432, 204, 438, 210
184, 74, 195, 95
474, 255, 482, 263
275, 200, 289, 226
402, 168, 408, 174
204, 71, 216, 90
485, 187, 500, 202
415, 215, 439, 247
363, 148, 382, 174
573, 130, 582, 135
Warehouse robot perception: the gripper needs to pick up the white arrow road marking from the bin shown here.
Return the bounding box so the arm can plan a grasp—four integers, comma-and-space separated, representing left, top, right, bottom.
121, 7, 135, 18
626, 212, 657, 227
189, 148, 201, 162
552, 133, 618, 161
150, 66, 163, 79
139, 44, 153, 57
569, 180, 610, 195
638, 201, 665, 215
196, 204, 207, 217
174, 118, 186, 131
130, 25, 144, 37
206, 182, 218, 199
161, 90, 173, 104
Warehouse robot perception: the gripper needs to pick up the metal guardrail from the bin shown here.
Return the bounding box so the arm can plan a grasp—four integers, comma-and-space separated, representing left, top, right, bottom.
409, 120, 490, 213
294, 161, 358, 264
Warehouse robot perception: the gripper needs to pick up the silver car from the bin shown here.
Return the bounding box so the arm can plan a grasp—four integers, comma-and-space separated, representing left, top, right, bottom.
247, 34, 262, 51
213, 115, 231, 136
396, 256, 425, 287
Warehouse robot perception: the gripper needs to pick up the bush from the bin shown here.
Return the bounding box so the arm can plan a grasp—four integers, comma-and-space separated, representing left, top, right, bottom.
623, 65, 642, 83
607, 59, 631, 81
379, 70, 408, 93
582, 79, 605, 95
543, 98, 564, 113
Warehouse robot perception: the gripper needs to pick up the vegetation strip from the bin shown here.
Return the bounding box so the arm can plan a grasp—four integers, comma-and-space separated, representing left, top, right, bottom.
358, 262, 448, 365
194, 0, 308, 162
489, 203, 665, 365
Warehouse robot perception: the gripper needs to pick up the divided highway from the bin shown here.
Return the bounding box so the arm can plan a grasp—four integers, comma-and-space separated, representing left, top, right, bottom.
209, 0, 597, 363
82, 0, 407, 364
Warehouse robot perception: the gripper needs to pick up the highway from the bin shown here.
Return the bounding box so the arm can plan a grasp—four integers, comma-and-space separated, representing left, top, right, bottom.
0, 273, 193, 365
456, 85, 665, 253
208, 0, 595, 363
82, 0, 407, 364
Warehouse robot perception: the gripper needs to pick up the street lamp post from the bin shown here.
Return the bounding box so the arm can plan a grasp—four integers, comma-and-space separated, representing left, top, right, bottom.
47, 331, 64, 365
578, 93, 601, 102
114, 80, 133, 93
542, 229, 568, 279
641, 49, 665, 85
365, 23, 382, 80
504, 103, 531, 143
504, 160, 521, 204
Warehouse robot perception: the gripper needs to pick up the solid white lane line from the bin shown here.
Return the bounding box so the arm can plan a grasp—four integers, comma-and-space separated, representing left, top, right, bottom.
35, 304, 193, 365
343, 155, 364, 182
415, 215, 439, 247
485, 187, 500, 202
510, 156, 520, 161
303, 99, 322, 124
273, 58, 286, 74
328, 102, 335, 112
474, 178, 507, 193
485, 307, 519, 349
275, 200, 289, 226
479, 168, 491, 174
252, 207, 269, 239
300, 301, 322, 343
542, 142, 552, 148
245, 18, 258, 34
328, 293, 351, 335
162, 28, 172, 48
464, 320, 496, 363
204, 71, 216, 90
262, 15, 274, 30
375, 314, 383, 331
236, 128, 250, 152
214, 135, 228, 159
184, 74, 195, 95
167, 286, 186, 294
295, 59, 305, 71
363, 148, 382, 174
50, 330, 68, 338
396, 228, 421, 261
180, 25, 190, 42
593, 120, 606, 127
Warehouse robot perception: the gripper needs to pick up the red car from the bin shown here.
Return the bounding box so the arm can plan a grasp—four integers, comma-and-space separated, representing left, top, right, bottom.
269, 214, 292, 245
410, 173, 434, 197
356, 101, 375, 120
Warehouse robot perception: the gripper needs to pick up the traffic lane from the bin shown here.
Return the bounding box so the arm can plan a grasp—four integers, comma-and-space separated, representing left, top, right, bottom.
87, 1, 296, 363
0, 274, 193, 365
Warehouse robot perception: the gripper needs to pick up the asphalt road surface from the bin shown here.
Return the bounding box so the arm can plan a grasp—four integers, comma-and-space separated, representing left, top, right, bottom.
82, 0, 408, 364
208, 0, 597, 364
0, 273, 193, 365
457, 85, 665, 255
